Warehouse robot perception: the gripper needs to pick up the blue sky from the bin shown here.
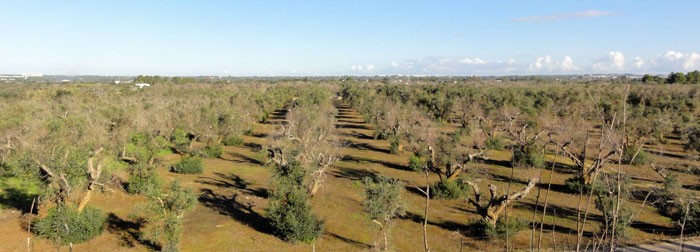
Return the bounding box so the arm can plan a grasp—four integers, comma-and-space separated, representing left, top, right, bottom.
1, 1, 699, 76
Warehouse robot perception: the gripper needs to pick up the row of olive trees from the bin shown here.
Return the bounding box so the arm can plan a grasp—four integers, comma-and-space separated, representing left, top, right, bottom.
264, 85, 339, 243
0, 82, 295, 250
342, 82, 700, 250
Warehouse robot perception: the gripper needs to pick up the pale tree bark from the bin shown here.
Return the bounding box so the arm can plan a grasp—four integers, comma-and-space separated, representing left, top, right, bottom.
414, 169, 431, 252
426, 145, 485, 182
549, 133, 618, 187
465, 178, 538, 226
308, 153, 337, 197
34, 160, 72, 206
77, 148, 104, 213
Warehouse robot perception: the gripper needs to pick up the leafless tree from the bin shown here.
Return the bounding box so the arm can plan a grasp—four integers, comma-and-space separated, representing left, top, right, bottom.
465, 178, 538, 226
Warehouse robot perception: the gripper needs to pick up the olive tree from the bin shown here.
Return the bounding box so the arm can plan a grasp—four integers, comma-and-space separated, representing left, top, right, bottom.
362, 175, 406, 251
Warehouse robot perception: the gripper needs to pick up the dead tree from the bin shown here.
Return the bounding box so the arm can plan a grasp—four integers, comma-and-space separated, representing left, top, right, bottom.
34, 147, 105, 213
307, 152, 338, 196
549, 133, 619, 186
465, 178, 538, 226
266, 147, 288, 168
35, 160, 72, 206
502, 114, 545, 168
77, 148, 104, 213
426, 145, 485, 182
650, 163, 668, 179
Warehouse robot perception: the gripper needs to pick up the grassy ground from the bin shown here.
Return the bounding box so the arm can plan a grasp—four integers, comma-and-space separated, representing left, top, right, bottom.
0, 102, 698, 251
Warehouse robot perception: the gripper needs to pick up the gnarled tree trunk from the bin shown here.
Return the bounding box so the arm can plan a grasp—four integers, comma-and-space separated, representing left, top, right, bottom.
78, 148, 104, 213
466, 178, 538, 226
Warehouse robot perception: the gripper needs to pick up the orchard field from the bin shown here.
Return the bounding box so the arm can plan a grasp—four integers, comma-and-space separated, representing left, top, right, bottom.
1, 78, 699, 251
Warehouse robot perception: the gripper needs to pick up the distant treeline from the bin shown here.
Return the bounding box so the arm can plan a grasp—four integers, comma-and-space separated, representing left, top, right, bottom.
134, 75, 198, 84
642, 70, 700, 84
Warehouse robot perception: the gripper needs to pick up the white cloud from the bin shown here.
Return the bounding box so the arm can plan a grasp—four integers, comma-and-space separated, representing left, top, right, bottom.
385, 56, 520, 75
664, 50, 684, 61
369, 50, 700, 76
350, 64, 377, 73
530, 55, 578, 72
633, 57, 644, 69
647, 50, 700, 72
592, 51, 626, 72
683, 53, 700, 70
561, 56, 577, 71
513, 10, 612, 22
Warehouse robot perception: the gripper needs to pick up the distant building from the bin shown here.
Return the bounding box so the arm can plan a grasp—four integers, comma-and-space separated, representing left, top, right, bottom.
135, 83, 151, 89
61, 79, 71, 83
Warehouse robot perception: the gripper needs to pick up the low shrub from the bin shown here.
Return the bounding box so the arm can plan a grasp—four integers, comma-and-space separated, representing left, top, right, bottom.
170, 128, 191, 155
622, 146, 651, 166
430, 179, 469, 200
564, 176, 590, 193
685, 127, 700, 152
202, 144, 223, 158
222, 136, 244, 146
511, 143, 544, 168
389, 136, 401, 154
476, 217, 528, 240
33, 206, 106, 245
171, 156, 203, 174
407, 155, 424, 172
127, 169, 162, 196
266, 188, 323, 243
485, 136, 505, 150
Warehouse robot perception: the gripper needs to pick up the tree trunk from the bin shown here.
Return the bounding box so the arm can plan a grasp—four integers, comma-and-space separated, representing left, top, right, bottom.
309, 179, 321, 197
77, 190, 92, 213
78, 148, 103, 213
581, 171, 595, 187
485, 204, 506, 227
384, 228, 388, 251
446, 169, 462, 181
422, 170, 430, 252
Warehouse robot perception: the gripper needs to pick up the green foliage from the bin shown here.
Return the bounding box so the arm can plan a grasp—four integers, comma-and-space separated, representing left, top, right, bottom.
685, 127, 700, 152
622, 145, 651, 166
565, 176, 590, 193
388, 136, 401, 154
202, 144, 223, 158
430, 179, 469, 200
642, 74, 656, 84
654, 174, 684, 217
170, 128, 191, 155
592, 174, 633, 239
511, 142, 544, 168
127, 167, 162, 196
160, 180, 198, 216
266, 152, 323, 243
0, 153, 37, 178
653, 174, 700, 233
266, 187, 324, 243
0, 176, 41, 211
162, 214, 183, 252
171, 156, 203, 174
138, 180, 197, 252
134, 75, 170, 84
687, 70, 700, 84
222, 135, 244, 146
362, 175, 406, 222
480, 217, 528, 240
33, 206, 106, 245
407, 155, 424, 172
667, 72, 687, 84
485, 136, 505, 150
